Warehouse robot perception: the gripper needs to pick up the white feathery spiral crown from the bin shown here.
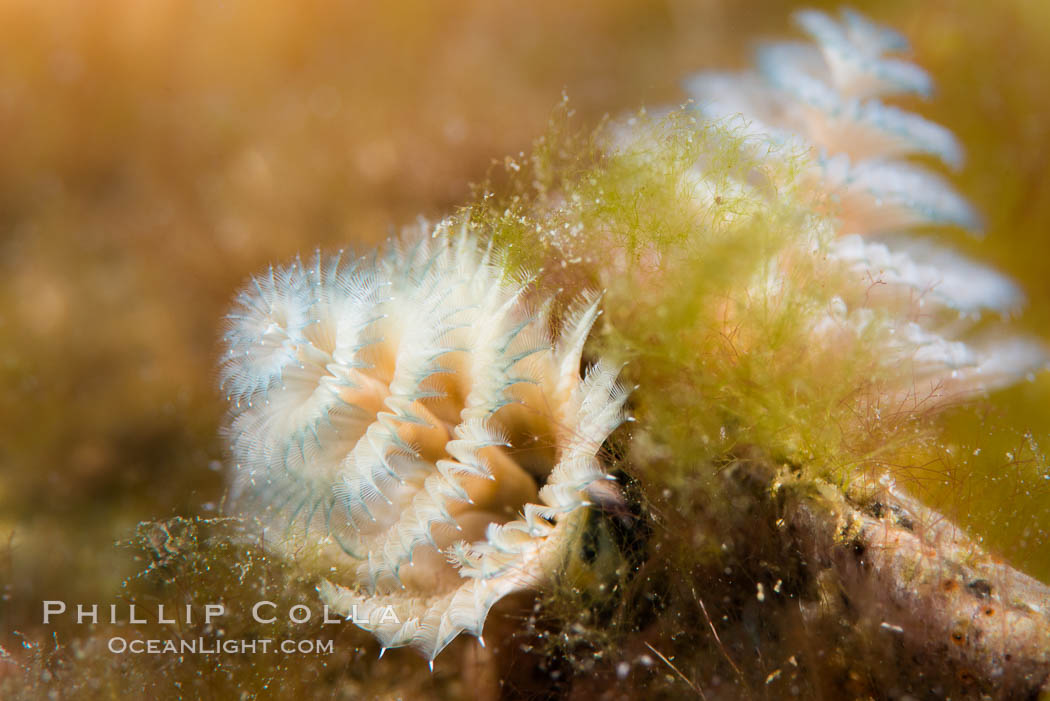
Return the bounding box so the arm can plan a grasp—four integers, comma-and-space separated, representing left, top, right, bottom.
221, 222, 628, 661
683, 7, 1045, 399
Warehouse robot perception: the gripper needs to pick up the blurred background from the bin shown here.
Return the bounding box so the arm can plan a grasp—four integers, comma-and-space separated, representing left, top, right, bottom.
1, 0, 1049, 670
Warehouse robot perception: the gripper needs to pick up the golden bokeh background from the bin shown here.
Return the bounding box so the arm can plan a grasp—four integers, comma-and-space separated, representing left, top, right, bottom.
1, 0, 1048, 647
